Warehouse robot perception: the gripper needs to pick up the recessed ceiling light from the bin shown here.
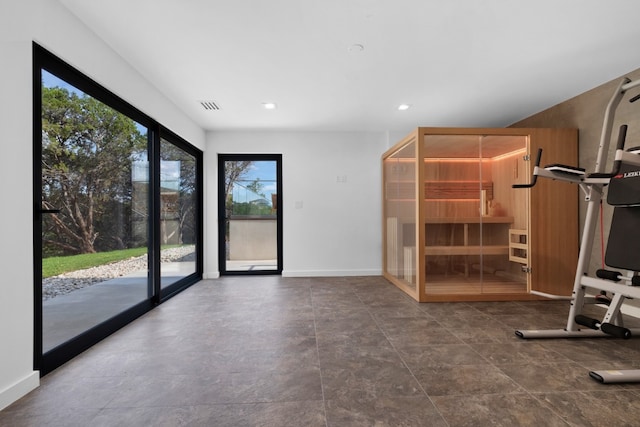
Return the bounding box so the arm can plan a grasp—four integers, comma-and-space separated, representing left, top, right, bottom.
398, 104, 411, 111
262, 102, 277, 110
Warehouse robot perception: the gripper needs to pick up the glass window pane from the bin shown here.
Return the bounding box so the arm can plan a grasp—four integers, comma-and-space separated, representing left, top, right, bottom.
160, 138, 197, 287
384, 140, 417, 286
422, 134, 529, 296
41, 70, 150, 352
224, 160, 278, 271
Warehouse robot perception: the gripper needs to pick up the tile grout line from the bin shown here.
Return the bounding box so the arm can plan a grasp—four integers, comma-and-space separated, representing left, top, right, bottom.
462, 306, 577, 426
309, 285, 330, 427
354, 289, 452, 426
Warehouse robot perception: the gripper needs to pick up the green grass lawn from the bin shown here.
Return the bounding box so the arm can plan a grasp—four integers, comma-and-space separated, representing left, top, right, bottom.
42, 247, 148, 278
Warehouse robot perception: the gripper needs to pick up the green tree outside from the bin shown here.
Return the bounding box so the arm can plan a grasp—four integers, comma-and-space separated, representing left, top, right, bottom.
41, 85, 147, 256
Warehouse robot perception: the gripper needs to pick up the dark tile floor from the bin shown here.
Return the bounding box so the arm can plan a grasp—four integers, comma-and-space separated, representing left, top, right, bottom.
3, 275, 640, 426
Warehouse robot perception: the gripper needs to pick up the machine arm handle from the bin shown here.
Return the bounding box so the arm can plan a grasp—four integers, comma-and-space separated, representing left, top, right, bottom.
512, 148, 543, 188
587, 124, 627, 178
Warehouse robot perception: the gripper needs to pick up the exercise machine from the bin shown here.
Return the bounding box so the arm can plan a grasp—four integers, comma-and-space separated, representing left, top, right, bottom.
513, 77, 640, 383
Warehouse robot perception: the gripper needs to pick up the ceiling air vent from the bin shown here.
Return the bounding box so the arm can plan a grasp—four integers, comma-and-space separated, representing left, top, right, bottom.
200, 100, 220, 111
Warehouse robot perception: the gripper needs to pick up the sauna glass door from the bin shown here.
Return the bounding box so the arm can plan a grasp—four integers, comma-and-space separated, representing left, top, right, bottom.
423, 134, 529, 296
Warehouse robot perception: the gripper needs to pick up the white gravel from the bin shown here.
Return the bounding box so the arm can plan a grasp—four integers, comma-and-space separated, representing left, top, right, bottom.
42, 245, 196, 300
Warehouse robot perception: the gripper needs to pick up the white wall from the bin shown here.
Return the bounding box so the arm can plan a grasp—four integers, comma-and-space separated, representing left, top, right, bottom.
205, 131, 389, 278
0, 0, 204, 410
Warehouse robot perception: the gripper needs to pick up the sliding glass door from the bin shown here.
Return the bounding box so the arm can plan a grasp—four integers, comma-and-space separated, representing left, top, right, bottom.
218, 154, 282, 274
37, 66, 154, 372
159, 137, 200, 292
34, 44, 202, 375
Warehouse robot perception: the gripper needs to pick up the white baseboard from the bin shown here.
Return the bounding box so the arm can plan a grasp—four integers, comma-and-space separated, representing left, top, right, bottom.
0, 371, 39, 411
282, 269, 381, 277
204, 270, 381, 279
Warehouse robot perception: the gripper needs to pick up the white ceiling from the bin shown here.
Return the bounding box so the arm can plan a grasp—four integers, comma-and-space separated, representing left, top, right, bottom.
58, 0, 640, 133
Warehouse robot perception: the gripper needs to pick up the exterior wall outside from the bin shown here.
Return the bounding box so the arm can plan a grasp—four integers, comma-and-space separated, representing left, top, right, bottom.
229, 218, 277, 260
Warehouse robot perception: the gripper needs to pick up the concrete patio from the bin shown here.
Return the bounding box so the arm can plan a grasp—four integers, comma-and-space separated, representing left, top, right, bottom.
43, 261, 196, 352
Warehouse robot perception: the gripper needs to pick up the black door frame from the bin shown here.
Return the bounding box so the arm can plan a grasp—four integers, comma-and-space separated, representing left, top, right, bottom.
218, 154, 283, 275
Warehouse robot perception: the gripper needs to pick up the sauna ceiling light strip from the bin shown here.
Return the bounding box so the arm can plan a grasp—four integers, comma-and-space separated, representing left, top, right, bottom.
200, 100, 220, 111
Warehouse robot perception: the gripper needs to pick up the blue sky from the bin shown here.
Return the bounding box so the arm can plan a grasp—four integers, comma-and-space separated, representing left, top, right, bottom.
243, 161, 276, 182
42, 69, 148, 135
233, 161, 277, 204
42, 69, 81, 95
242, 161, 277, 196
